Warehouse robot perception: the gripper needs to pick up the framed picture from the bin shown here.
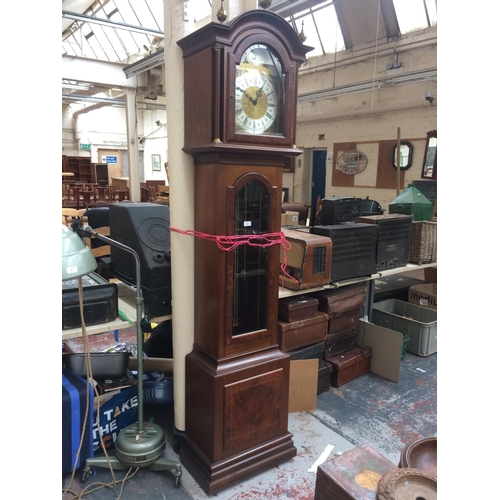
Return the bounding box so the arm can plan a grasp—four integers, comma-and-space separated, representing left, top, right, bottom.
283, 157, 294, 173
152, 154, 161, 171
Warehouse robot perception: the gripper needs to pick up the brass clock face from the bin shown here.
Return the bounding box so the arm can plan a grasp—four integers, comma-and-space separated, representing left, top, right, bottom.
235, 44, 285, 136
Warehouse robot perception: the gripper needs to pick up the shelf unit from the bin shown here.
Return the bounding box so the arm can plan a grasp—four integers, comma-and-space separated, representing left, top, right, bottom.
62, 155, 94, 183
279, 262, 437, 321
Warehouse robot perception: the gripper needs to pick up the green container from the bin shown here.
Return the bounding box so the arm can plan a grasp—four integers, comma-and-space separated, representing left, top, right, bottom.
389, 185, 433, 221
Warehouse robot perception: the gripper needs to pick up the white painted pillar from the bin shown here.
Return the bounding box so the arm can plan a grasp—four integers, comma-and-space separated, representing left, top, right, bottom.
164, 0, 195, 434
165, 0, 257, 434
125, 87, 140, 201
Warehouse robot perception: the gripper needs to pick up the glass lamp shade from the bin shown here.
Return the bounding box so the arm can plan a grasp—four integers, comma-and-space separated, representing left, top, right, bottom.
62, 224, 97, 280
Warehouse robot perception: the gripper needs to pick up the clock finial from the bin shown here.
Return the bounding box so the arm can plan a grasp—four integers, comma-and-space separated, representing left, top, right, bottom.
299, 21, 307, 42
216, 0, 227, 23
259, 0, 272, 8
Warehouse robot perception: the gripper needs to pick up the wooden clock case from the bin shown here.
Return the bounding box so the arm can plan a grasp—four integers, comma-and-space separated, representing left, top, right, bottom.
177, 10, 312, 495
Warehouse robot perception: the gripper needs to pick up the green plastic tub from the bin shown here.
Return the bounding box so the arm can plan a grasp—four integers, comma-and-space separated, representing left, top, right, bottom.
372, 299, 437, 356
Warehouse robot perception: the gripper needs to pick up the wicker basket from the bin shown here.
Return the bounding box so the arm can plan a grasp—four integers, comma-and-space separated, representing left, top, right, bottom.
409, 221, 437, 265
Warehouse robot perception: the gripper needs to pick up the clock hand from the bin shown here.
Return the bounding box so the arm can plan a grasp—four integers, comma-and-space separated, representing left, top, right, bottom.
236, 86, 257, 105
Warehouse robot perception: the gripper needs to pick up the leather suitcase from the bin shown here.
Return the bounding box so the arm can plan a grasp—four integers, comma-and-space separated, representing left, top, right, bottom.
278, 312, 328, 352
328, 309, 360, 334
314, 284, 366, 317
314, 444, 396, 500
288, 341, 325, 362
279, 295, 319, 322
325, 346, 371, 388
280, 228, 332, 291
62, 368, 94, 474
317, 360, 333, 394
325, 328, 357, 357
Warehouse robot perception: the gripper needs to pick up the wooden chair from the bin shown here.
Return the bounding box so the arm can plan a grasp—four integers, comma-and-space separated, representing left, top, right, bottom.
94, 185, 110, 202
85, 224, 112, 279
62, 208, 87, 227
141, 186, 152, 202
86, 226, 111, 258
156, 185, 169, 204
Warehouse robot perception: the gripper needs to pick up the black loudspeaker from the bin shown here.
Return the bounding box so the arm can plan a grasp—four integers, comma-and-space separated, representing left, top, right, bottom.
109, 202, 172, 319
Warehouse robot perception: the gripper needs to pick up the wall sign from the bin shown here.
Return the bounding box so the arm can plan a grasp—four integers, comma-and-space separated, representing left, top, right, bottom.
337, 149, 368, 174
102, 155, 118, 164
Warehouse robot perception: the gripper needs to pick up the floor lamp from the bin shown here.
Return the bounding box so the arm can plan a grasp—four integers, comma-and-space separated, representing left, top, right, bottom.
62, 222, 182, 487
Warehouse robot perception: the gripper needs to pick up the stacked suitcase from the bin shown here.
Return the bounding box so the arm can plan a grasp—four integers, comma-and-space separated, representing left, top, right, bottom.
312, 283, 372, 388
277, 295, 330, 394
278, 283, 372, 393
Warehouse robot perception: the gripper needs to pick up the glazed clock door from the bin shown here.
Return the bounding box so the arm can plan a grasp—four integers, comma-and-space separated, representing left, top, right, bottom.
225, 172, 278, 357
234, 43, 285, 137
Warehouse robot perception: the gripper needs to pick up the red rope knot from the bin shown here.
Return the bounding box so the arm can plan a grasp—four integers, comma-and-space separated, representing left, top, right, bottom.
169, 227, 297, 289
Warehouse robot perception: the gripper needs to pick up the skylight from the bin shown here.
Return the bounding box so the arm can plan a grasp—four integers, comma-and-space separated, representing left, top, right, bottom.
62, 0, 437, 63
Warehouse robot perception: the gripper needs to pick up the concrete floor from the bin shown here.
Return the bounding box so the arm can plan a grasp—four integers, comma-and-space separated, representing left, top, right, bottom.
62, 267, 437, 498
62, 348, 436, 499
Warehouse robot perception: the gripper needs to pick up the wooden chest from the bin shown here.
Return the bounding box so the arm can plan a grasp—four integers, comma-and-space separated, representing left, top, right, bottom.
325, 346, 371, 388
280, 228, 332, 291
277, 312, 328, 352
314, 444, 396, 500
279, 295, 319, 323
314, 284, 366, 317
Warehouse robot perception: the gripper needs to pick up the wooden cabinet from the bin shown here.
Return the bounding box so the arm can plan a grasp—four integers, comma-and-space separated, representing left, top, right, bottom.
62, 155, 94, 183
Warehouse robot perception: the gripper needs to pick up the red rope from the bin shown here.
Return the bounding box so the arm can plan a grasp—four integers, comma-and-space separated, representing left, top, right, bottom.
169, 227, 298, 288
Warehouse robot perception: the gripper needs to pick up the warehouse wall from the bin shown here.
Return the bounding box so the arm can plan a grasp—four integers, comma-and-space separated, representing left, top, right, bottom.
291, 25, 437, 211
62, 103, 168, 183
61, 25, 436, 206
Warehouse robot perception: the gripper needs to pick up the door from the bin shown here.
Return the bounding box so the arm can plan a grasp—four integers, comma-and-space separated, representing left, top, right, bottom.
311, 150, 327, 223
98, 149, 123, 183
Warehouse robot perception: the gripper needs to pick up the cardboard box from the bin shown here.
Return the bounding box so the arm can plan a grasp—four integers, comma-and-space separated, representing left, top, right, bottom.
281, 211, 299, 226
289, 359, 318, 412
424, 266, 437, 283
408, 283, 437, 310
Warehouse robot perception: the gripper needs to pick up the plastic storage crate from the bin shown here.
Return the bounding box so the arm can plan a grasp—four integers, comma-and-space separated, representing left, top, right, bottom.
371, 299, 437, 356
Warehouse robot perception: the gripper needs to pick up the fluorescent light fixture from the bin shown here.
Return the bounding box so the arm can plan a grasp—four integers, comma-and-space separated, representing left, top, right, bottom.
62, 82, 90, 90
62, 94, 125, 105
62, 10, 163, 37
62, 93, 166, 110
298, 82, 381, 103
391, 69, 437, 86
298, 69, 437, 103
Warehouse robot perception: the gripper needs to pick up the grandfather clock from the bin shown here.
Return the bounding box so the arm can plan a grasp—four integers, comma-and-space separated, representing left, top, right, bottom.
177, 10, 312, 494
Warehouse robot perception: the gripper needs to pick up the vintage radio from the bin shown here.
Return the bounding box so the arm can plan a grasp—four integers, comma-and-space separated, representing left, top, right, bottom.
355, 214, 413, 271
279, 228, 332, 291
320, 196, 362, 225
310, 223, 378, 282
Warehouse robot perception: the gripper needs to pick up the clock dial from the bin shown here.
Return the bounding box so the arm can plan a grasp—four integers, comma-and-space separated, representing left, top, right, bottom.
235, 44, 284, 136
235, 72, 277, 134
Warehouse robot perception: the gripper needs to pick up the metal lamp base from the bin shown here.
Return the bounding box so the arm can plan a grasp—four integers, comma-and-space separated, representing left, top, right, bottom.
81, 420, 182, 488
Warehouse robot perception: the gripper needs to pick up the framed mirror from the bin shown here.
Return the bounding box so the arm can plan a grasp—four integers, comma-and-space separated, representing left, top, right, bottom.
421, 130, 437, 179
392, 141, 413, 170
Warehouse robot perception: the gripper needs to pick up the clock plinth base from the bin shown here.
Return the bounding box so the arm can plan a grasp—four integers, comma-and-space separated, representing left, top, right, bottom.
181, 345, 296, 495
180, 430, 296, 495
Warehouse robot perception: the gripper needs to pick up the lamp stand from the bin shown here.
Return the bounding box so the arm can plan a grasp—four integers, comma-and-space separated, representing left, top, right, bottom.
77, 226, 182, 487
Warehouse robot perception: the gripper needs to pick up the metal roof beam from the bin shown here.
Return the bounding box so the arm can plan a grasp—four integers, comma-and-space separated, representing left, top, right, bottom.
62, 54, 145, 89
